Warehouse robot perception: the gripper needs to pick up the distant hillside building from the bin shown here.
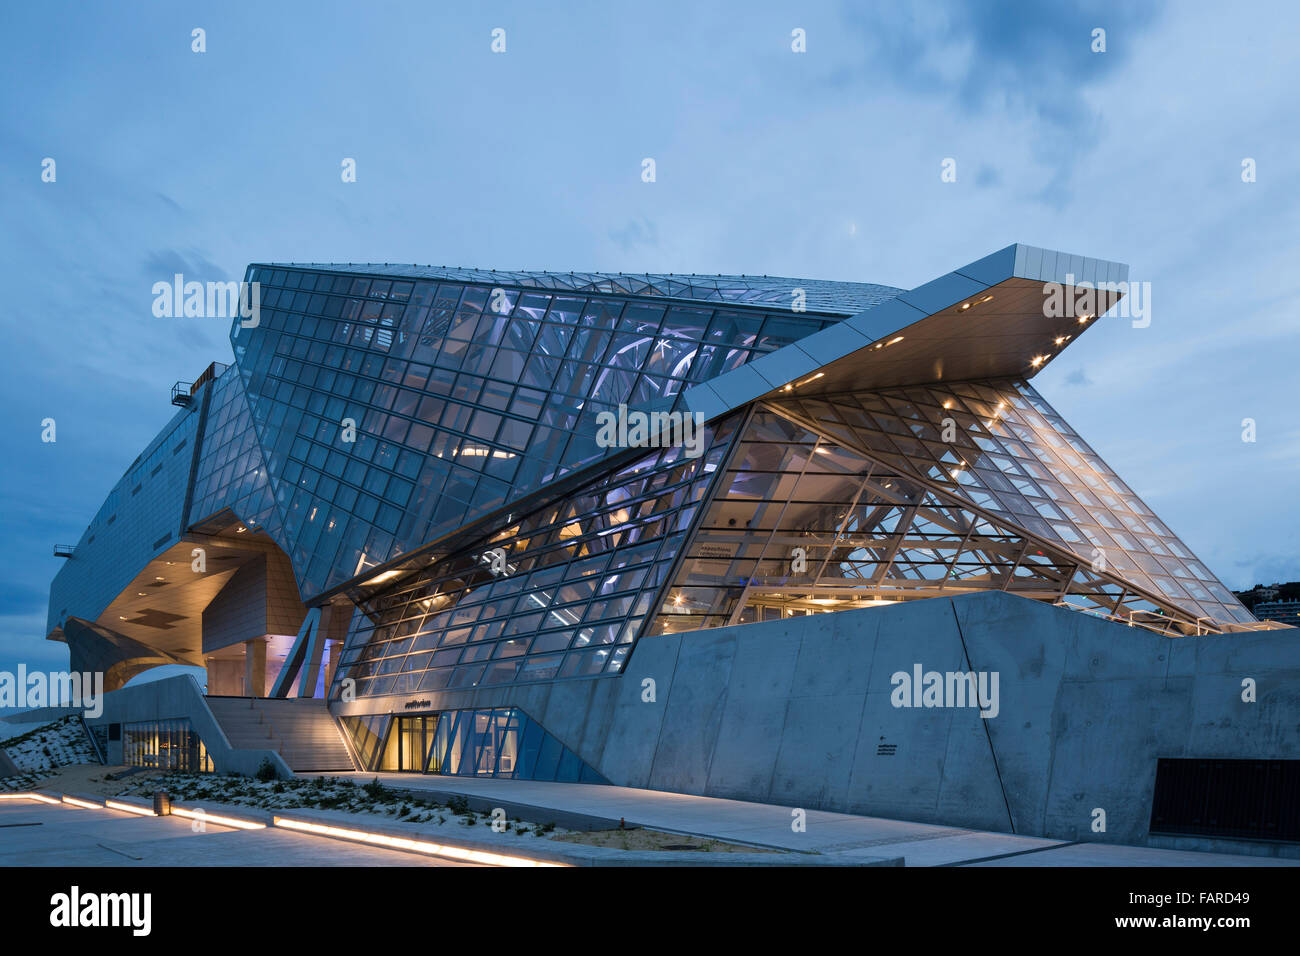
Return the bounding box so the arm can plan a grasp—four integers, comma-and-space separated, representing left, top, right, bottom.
1254, 600, 1300, 627
1239, 584, 1282, 605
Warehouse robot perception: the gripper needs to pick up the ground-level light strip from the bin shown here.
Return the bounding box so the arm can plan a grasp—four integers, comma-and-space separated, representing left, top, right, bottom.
1, 792, 561, 866
271, 815, 563, 867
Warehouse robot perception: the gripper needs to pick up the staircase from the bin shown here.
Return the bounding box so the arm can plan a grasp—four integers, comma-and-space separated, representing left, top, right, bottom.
205, 697, 355, 772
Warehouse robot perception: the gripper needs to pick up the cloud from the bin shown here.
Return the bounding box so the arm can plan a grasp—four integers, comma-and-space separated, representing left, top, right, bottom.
842, 1, 1160, 120
141, 248, 231, 282
608, 217, 659, 252
1065, 367, 1093, 386
972, 164, 1001, 189
833, 1, 1163, 202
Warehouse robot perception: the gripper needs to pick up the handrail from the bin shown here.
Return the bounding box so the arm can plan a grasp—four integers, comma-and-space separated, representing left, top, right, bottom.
80, 714, 107, 765
1054, 600, 1284, 637
1053, 600, 1185, 635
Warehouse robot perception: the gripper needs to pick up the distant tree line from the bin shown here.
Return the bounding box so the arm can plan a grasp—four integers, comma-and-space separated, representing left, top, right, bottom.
1234, 581, 1300, 611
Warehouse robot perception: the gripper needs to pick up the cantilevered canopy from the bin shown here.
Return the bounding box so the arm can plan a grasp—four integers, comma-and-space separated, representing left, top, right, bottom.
684, 243, 1129, 419
47, 524, 290, 667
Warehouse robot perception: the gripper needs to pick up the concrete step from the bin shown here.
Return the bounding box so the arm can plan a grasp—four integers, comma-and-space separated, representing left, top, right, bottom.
205, 696, 354, 772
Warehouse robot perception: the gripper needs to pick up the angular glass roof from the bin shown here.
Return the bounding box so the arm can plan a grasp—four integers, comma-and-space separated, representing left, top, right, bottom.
262, 263, 903, 316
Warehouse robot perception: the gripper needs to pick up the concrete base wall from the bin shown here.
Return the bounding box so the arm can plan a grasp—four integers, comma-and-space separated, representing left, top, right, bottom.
333, 591, 1300, 850
87, 675, 292, 778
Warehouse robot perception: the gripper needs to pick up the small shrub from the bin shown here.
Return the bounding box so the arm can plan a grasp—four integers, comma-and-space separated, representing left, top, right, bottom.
254, 759, 278, 782
446, 795, 471, 816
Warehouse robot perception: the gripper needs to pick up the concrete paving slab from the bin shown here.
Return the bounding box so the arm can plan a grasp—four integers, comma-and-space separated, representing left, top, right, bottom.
0, 801, 474, 867
307, 773, 1300, 866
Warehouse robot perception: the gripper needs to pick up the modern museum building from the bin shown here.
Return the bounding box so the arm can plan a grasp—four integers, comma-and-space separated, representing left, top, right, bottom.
43, 243, 1300, 853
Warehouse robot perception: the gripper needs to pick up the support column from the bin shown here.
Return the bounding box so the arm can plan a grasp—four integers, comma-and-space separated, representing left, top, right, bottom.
244, 638, 267, 698
298, 604, 331, 698
323, 640, 338, 692
270, 607, 319, 698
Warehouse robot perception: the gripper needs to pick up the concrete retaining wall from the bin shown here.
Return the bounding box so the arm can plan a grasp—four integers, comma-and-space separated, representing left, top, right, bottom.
334, 590, 1300, 850
88, 675, 292, 778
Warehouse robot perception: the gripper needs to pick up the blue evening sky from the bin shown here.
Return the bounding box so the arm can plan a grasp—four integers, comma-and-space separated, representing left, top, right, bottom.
1, 0, 1297, 685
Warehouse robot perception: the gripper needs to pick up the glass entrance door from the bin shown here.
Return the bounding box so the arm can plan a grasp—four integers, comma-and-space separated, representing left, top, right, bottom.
380, 715, 438, 772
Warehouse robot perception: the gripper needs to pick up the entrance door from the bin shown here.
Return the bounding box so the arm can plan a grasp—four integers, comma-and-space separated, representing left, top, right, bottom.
379, 715, 441, 772
380, 716, 421, 772
400, 717, 422, 772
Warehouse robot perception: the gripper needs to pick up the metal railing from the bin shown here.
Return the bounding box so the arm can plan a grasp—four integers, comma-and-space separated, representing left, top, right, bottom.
1054, 600, 1289, 637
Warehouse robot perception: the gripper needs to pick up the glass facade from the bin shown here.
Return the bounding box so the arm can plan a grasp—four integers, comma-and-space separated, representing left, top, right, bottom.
188, 365, 284, 541
775, 380, 1251, 625
257, 263, 903, 315
122, 718, 213, 772
229, 266, 844, 601
340, 708, 607, 782
331, 415, 739, 698
48, 252, 1269, 786
205, 262, 1256, 710
654, 381, 1251, 638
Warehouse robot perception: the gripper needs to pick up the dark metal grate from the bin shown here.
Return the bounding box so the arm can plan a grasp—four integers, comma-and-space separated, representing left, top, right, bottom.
1149, 758, 1300, 843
